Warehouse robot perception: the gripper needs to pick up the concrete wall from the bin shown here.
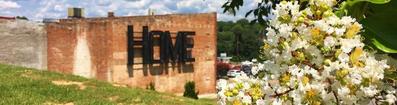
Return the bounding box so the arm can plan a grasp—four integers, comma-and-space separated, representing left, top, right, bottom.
0, 20, 47, 69
46, 13, 217, 94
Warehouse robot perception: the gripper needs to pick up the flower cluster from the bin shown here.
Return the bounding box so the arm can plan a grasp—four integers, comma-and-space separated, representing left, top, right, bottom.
217, 0, 397, 104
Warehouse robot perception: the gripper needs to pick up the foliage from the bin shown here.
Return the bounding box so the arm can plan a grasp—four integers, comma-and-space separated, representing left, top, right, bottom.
183, 81, 199, 99
359, 0, 397, 53
16, 16, 28, 20
217, 19, 264, 61
217, 0, 397, 104
0, 64, 215, 105
222, 0, 397, 53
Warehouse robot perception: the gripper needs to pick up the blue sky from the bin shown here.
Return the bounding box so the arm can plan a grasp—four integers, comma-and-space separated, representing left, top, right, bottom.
0, 0, 258, 21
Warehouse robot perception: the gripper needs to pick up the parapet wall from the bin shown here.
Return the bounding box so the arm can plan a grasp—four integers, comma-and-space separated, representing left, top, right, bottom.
0, 20, 47, 69
46, 13, 217, 94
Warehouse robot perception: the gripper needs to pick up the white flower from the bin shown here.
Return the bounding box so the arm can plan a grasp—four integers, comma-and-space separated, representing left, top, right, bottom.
275, 2, 289, 16
256, 99, 266, 105
327, 61, 342, 70
305, 66, 321, 80
278, 24, 293, 38
335, 27, 346, 36
289, 1, 300, 16
242, 95, 252, 104
326, 27, 335, 34
385, 94, 397, 104
265, 27, 279, 46
324, 36, 336, 48
305, 45, 324, 65
349, 73, 362, 85
341, 16, 355, 26
281, 48, 293, 61
227, 83, 236, 89
361, 85, 378, 97
272, 98, 283, 105
217, 97, 227, 105
217, 89, 226, 100
338, 86, 350, 96
321, 0, 337, 7
338, 52, 349, 63
243, 82, 250, 90
326, 15, 340, 25
289, 90, 302, 104
289, 65, 303, 77
314, 20, 330, 32
340, 38, 364, 53
291, 38, 308, 50
363, 57, 387, 80
296, 24, 311, 38
216, 79, 228, 90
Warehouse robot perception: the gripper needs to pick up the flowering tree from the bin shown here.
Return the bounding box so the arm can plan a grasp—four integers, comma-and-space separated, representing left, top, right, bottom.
223, 0, 397, 53
217, 0, 397, 104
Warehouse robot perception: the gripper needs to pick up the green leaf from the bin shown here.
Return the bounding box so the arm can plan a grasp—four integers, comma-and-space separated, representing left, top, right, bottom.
347, 2, 368, 21
360, 0, 397, 53
336, 0, 390, 18
371, 38, 397, 53
348, 0, 390, 4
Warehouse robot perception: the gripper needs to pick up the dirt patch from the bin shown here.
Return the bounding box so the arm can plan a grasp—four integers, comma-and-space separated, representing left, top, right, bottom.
51, 80, 86, 90
108, 96, 119, 101
44, 102, 74, 105
132, 98, 141, 103
112, 83, 127, 87
161, 95, 184, 102
20, 70, 33, 77
20, 69, 40, 79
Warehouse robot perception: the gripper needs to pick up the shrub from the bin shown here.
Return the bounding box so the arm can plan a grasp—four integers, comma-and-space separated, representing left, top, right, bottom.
183, 81, 199, 99
146, 82, 155, 91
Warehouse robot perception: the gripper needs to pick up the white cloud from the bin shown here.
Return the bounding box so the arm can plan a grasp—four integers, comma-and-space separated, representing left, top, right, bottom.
124, 0, 140, 1
97, 0, 111, 6
176, 0, 200, 8
4, 0, 258, 21
174, 0, 257, 21
54, 5, 64, 11
122, 0, 151, 9
32, 0, 69, 20
0, 0, 21, 9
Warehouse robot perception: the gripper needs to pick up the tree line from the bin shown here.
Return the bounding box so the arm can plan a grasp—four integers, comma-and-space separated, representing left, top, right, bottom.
217, 19, 264, 62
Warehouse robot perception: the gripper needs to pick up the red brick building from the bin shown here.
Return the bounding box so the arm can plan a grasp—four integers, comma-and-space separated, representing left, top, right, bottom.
0, 16, 15, 23
46, 13, 217, 94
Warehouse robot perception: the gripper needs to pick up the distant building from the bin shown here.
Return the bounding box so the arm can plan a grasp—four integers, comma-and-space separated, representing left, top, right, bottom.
0, 16, 16, 23
0, 16, 16, 20
43, 18, 59, 23
68, 8, 84, 18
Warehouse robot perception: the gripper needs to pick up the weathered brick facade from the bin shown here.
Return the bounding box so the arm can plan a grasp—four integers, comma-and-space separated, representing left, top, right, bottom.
46, 13, 217, 94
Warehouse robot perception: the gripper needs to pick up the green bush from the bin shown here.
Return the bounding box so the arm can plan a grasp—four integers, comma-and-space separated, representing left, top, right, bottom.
183, 81, 199, 99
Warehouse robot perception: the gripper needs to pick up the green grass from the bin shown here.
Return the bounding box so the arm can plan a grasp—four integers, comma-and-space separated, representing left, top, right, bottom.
0, 64, 216, 105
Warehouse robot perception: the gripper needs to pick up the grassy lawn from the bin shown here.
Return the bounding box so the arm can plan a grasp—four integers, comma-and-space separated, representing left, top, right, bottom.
0, 64, 216, 105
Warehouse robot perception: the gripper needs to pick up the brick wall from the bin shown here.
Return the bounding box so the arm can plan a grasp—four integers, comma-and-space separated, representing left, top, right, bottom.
46, 13, 217, 94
